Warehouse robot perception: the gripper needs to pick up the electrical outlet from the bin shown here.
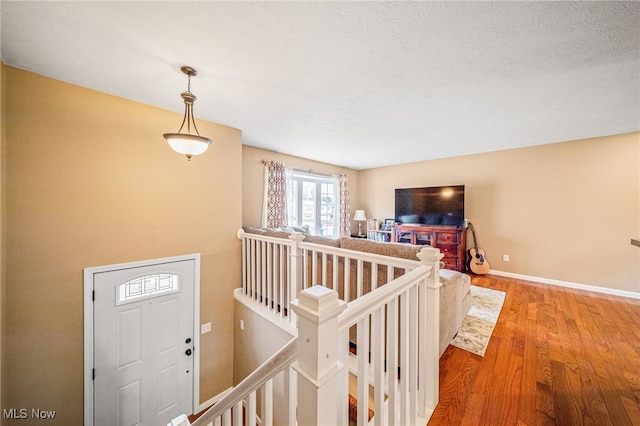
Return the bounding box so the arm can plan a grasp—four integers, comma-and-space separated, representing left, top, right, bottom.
240, 320, 245, 331
503, 254, 510, 262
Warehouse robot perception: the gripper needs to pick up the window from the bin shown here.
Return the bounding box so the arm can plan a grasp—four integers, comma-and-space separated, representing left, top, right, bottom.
287, 171, 339, 237
117, 273, 179, 305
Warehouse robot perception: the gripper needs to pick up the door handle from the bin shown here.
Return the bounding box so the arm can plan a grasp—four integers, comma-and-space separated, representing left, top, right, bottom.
185, 349, 192, 356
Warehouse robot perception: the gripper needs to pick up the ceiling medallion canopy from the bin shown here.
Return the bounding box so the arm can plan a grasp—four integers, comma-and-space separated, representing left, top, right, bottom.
163, 66, 212, 160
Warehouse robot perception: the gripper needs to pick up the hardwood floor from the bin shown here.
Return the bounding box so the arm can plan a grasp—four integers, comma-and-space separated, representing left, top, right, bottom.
429, 274, 640, 426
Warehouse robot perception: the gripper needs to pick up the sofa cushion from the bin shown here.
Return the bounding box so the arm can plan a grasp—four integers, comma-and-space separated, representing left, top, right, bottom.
242, 226, 268, 236
304, 234, 341, 247
264, 229, 291, 239
266, 225, 310, 234
339, 237, 422, 261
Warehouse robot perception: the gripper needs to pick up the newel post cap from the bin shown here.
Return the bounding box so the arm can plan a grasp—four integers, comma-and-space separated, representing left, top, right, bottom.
288, 232, 305, 243
417, 245, 444, 263
417, 246, 444, 289
290, 286, 347, 324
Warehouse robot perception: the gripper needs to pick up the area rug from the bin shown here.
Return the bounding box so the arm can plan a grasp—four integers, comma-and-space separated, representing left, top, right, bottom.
451, 285, 506, 356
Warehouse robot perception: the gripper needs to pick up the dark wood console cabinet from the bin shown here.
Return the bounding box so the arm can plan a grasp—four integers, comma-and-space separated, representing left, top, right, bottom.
391, 224, 467, 272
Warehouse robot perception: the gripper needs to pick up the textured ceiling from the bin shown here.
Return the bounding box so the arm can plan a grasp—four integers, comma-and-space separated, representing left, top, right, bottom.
2, 1, 639, 170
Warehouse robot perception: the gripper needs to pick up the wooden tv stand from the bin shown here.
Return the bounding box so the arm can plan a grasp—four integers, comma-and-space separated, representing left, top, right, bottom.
391, 224, 467, 272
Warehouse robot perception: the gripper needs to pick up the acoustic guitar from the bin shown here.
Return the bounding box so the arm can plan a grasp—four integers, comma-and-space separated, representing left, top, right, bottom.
468, 222, 490, 274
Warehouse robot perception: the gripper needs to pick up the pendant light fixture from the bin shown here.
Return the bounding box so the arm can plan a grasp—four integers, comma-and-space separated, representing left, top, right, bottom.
163, 66, 212, 160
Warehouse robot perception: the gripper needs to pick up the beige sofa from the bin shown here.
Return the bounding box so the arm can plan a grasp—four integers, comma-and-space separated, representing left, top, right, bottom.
243, 227, 472, 356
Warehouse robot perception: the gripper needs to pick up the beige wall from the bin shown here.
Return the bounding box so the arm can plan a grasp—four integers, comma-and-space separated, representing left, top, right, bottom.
359, 133, 640, 293
3, 66, 242, 424
243, 136, 639, 294
233, 301, 292, 384
1, 62, 6, 420
233, 301, 293, 424
242, 145, 360, 231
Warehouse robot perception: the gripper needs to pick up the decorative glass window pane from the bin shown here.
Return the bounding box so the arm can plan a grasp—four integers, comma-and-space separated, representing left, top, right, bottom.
117, 274, 179, 305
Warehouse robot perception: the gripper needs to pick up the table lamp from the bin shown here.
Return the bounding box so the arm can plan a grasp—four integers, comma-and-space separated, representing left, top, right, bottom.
353, 210, 367, 236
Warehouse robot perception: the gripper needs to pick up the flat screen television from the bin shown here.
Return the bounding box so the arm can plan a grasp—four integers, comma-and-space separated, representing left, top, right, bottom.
395, 185, 465, 226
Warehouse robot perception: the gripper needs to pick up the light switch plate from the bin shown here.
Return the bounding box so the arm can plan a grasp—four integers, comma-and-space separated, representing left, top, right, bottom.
201, 322, 211, 334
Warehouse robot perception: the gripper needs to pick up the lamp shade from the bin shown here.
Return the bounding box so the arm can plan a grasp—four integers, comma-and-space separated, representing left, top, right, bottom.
353, 210, 367, 221
164, 133, 211, 158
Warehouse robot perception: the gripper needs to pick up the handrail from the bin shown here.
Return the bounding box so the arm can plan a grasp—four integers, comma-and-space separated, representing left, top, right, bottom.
190, 337, 298, 426
237, 228, 296, 245
238, 229, 422, 271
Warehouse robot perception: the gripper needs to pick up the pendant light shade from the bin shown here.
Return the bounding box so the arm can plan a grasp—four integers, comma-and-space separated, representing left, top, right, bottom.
164, 133, 211, 158
163, 66, 212, 160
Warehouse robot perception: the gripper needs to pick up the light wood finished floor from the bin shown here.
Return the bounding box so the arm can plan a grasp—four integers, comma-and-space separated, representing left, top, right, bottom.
429, 274, 640, 425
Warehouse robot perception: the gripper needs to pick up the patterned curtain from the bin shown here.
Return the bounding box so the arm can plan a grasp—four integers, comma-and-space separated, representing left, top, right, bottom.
339, 173, 351, 237
262, 161, 289, 228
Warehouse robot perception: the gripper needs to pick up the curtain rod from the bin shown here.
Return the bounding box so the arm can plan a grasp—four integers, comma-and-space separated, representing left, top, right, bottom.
261, 159, 342, 178
293, 169, 336, 178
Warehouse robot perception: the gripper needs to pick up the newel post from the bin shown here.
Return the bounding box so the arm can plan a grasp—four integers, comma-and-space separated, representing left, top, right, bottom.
416, 246, 443, 414
237, 229, 247, 291
288, 232, 305, 323
290, 286, 347, 426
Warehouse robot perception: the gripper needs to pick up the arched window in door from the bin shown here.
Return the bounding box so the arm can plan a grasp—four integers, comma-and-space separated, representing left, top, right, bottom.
116, 273, 180, 305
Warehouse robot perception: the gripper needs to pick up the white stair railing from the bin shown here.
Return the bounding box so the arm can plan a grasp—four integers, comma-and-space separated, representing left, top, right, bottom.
298, 241, 420, 299
238, 229, 297, 321
213, 230, 443, 425
190, 337, 298, 426
335, 265, 434, 425
290, 253, 439, 426
238, 229, 423, 316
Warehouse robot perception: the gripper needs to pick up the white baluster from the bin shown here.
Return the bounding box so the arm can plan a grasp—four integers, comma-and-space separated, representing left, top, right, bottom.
232, 401, 242, 426
288, 232, 305, 323
337, 327, 350, 426
283, 367, 296, 426
262, 379, 273, 426
386, 297, 398, 425
357, 315, 370, 426
372, 306, 385, 426
247, 391, 257, 426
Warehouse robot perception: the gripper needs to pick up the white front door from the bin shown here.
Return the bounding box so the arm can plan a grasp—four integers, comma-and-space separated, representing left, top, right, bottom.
91, 258, 196, 426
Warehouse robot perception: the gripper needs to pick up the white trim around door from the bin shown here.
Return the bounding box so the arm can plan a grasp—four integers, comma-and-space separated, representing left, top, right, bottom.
83, 254, 201, 426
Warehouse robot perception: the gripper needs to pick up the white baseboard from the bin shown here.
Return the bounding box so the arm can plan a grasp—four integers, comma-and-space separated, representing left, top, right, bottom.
489, 269, 640, 300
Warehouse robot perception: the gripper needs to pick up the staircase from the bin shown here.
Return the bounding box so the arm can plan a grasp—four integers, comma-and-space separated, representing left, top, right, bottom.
188, 230, 443, 426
